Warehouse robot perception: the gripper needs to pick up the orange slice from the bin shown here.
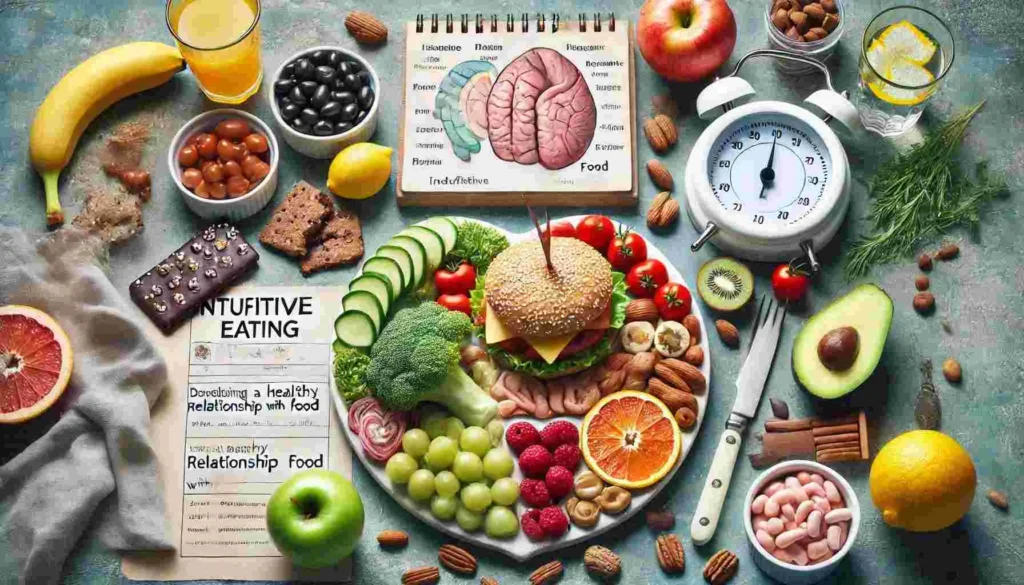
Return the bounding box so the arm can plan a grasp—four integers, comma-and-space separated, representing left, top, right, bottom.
0, 305, 73, 424
581, 390, 681, 489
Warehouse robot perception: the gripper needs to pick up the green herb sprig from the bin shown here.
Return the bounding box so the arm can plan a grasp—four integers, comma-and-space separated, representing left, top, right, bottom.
444, 221, 509, 275
845, 102, 1008, 279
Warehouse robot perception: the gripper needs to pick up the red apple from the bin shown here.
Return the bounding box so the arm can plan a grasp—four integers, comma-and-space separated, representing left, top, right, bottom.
638, 0, 738, 82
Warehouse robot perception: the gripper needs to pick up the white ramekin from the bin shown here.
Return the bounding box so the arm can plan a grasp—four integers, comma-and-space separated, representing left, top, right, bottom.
268, 46, 380, 159
743, 460, 860, 584
168, 108, 280, 221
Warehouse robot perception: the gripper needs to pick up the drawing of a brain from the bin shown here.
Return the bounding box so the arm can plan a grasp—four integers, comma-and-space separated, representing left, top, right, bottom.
433, 61, 498, 161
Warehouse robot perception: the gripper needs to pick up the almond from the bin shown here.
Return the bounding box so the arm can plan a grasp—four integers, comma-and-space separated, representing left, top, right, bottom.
822, 12, 840, 32
715, 319, 740, 348
785, 25, 801, 40
942, 358, 962, 383
647, 192, 680, 228
660, 358, 707, 394
682, 314, 702, 344
683, 345, 704, 366
529, 561, 563, 585
644, 118, 670, 153
402, 566, 440, 585
648, 378, 691, 411
653, 114, 678, 146
987, 489, 1009, 510
654, 363, 692, 394
772, 8, 791, 31
655, 533, 685, 573
625, 298, 659, 324
803, 3, 826, 23
804, 27, 829, 41
646, 160, 674, 191
820, 0, 837, 13
789, 10, 809, 32
438, 544, 477, 574
376, 529, 409, 547
345, 11, 388, 45
936, 243, 960, 260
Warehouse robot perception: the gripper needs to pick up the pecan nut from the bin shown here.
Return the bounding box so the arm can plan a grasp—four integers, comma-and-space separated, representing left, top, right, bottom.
647, 192, 680, 228
584, 545, 622, 580
376, 529, 409, 547
703, 549, 739, 585
402, 566, 440, 585
438, 544, 477, 575
529, 560, 563, 585
655, 533, 685, 573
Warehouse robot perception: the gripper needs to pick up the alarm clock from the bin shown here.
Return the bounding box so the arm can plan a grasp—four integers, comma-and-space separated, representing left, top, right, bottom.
685, 49, 859, 271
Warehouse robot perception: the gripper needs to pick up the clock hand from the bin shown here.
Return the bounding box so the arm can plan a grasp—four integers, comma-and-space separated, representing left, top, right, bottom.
758, 135, 778, 199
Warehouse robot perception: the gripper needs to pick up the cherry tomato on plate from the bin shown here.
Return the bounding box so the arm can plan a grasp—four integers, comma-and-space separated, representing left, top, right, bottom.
437, 293, 472, 315
542, 220, 576, 239
434, 262, 477, 295
654, 282, 692, 320
576, 215, 615, 251
771, 263, 810, 302
607, 229, 648, 272
626, 259, 668, 298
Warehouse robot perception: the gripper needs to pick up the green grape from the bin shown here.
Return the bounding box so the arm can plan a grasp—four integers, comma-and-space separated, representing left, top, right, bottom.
402, 429, 431, 458
426, 436, 458, 471
460, 482, 492, 513
455, 502, 484, 531
482, 448, 515, 480
420, 411, 448, 439
384, 453, 418, 484
459, 426, 491, 457
490, 477, 519, 506
484, 505, 519, 538
452, 451, 484, 483
487, 419, 504, 447
430, 494, 458, 520
407, 469, 436, 501
444, 417, 466, 441
434, 470, 461, 497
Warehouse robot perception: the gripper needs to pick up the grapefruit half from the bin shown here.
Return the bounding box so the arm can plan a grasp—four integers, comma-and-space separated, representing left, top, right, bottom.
581, 390, 681, 489
0, 305, 73, 424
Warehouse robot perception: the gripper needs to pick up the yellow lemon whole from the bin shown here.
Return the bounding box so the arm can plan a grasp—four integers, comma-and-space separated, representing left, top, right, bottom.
327, 143, 393, 200
869, 430, 976, 532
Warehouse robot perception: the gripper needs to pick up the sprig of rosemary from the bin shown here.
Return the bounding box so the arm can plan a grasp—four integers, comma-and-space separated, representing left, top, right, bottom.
844, 102, 1008, 279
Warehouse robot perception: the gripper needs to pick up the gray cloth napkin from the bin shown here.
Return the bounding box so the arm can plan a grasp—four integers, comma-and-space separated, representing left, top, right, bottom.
0, 226, 172, 585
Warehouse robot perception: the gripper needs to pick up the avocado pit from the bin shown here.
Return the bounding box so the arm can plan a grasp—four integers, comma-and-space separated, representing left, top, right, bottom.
817, 326, 860, 371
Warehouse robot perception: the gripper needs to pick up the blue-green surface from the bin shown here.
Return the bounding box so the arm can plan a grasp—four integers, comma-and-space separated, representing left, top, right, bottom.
1, 0, 1022, 583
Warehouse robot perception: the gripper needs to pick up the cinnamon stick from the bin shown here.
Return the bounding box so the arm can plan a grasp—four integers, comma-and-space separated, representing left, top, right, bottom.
817, 451, 863, 463
814, 432, 861, 445
816, 447, 862, 458
815, 441, 861, 453
812, 423, 859, 436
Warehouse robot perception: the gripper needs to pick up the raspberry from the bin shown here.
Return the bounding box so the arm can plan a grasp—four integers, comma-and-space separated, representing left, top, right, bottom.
506, 422, 541, 455
519, 478, 552, 508
539, 506, 569, 538
544, 466, 574, 500
517, 444, 553, 478
540, 420, 579, 450
552, 443, 581, 470
521, 509, 546, 541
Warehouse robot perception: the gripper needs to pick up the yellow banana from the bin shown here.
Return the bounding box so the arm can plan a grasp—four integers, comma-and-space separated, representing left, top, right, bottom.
29, 42, 185, 226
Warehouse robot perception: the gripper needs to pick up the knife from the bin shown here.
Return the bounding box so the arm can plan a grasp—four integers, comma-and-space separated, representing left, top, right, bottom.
690, 296, 785, 545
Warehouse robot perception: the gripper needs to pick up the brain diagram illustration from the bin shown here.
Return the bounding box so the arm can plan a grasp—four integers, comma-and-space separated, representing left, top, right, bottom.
432, 48, 597, 170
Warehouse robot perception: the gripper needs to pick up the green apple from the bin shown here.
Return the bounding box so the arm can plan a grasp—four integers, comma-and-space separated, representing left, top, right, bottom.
266, 470, 364, 568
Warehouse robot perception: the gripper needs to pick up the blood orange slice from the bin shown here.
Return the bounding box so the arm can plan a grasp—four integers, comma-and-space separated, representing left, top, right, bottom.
0, 305, 73, 424
580, 390, 681, 489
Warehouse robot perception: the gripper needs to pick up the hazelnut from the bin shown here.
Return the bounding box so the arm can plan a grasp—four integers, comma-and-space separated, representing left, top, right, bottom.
817, 326, 859, 371
915, 274, 930, 291
913, 292, 935, 314
917, 253, 933, 271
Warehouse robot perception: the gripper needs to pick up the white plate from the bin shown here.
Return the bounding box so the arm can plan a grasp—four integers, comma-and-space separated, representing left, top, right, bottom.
330, 216, 712, 560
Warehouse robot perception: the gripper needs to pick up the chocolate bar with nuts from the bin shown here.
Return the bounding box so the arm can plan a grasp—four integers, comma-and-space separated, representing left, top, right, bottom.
129, 223, 258, 332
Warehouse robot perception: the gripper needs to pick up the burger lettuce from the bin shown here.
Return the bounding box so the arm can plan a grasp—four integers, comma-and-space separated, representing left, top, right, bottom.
470, 271, 629, 378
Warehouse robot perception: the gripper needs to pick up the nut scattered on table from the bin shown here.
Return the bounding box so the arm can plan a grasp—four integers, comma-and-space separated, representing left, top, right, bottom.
913, 292, 935, 314
584, 546, 622, 580
917, 253, 933, 271
402, 566, 440, 585
438, 544, 477, 575
646, 508, 676, 531
987, 489, 1009, 510
769, 397, 790, 420
529, 560, 563, 585
936, 243, 960, 260
655, 533, 686, 573
480, 578, 499, 585
703, 549, 739, 585
345, 11, 388, 45
915, 274, 930, 291
647, 192, 680, 228
646, 160, 675, 190
376, 529, 409, 547
715, 319, 740, 348
942, 358, 962, 383
644, 114, 678, 153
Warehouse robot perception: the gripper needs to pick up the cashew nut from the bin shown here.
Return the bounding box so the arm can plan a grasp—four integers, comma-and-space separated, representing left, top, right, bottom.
565, 496, 601, 528
595, 485, 632, 514
574, 470, 605, 501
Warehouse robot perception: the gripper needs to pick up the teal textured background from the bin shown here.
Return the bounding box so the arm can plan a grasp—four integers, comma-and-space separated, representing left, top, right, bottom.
1, 0, 1022, 583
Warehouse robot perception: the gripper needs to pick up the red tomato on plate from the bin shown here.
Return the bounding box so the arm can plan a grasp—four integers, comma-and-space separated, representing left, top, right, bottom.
654, 282, 692, 320
437, 293, 472, 315
434, 262, 477, 295
626, 259, 668, 298
576, 215, 615, 250
771, 263, 810, 302
607, 230, 648, 272
542, 220, 576, 239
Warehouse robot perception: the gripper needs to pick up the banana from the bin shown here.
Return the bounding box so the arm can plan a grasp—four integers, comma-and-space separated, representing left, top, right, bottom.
29, 42, 185, 225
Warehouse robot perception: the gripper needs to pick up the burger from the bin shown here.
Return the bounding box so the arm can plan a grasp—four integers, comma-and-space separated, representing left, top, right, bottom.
472, 237, 628, 379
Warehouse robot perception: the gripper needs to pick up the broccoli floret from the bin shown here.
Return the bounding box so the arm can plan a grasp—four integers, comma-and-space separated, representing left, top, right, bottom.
366, 302, 498, 426
333, 347, 370, 403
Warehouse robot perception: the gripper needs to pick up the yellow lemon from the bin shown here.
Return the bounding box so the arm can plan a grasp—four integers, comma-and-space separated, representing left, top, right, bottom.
869, 430, 976, 532
327, 142, 393, 200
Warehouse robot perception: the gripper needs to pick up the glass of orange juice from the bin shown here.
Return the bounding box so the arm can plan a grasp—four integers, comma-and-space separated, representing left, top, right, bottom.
166, 0, 263, 104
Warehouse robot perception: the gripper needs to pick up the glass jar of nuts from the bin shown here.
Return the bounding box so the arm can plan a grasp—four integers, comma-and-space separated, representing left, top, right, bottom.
765, 0, 845, 74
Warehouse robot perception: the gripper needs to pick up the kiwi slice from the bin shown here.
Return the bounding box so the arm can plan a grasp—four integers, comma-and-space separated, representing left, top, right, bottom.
697, 257, 754, 312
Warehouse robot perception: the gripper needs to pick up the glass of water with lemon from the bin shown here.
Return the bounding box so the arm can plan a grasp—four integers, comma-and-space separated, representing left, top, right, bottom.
857, 6, 954, 136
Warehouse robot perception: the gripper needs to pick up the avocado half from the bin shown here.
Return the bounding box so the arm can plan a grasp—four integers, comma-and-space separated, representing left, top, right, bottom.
792, 284, 893, 399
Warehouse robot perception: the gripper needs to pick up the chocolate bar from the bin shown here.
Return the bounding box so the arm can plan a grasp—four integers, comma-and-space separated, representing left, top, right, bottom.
130, 223, 258, 332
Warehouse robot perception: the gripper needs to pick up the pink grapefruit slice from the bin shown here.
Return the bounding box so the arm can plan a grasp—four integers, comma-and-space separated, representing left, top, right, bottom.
0, 305, 73, 424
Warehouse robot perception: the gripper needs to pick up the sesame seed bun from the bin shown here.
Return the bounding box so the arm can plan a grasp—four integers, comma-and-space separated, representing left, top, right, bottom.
485, 238, 613, 338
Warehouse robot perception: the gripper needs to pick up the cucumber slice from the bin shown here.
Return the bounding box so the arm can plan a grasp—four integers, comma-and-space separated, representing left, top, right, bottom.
417, 217, 459, 254
342, 290, 384, 334
401, 226, 445, 272
332, 338, 345, 354
334, 311, 376, 350
387, 235, 426, 289
375, 246, 413, 293
362, 257, 404, 303
348, 273, 391, 316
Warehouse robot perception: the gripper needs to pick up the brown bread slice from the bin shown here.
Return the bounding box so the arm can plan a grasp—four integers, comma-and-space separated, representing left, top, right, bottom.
259, 181, 333, 257
301, 208, 364, 275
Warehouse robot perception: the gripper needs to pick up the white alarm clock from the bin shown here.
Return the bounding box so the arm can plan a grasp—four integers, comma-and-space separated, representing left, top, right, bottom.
685, 50, 859, 271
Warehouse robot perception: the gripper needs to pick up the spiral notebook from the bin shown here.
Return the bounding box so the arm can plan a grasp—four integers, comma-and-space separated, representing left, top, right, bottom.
397, 13, 637, 207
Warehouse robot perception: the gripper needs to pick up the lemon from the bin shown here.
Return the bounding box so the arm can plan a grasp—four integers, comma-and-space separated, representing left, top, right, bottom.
327, 143, 393, 200
869, 430, 976, 532
877, 20, 936, 65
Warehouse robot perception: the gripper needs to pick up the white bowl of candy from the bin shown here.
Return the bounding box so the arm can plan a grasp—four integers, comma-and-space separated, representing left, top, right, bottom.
743, 460, 860, 584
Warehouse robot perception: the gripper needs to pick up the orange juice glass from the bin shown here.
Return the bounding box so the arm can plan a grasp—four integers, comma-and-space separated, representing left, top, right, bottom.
166, 0, 263, 104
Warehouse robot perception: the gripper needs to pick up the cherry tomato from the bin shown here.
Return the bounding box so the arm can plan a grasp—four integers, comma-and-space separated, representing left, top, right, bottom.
437, 293, 472, 315
542, 220, 576, 239
434, 262, 477, 295
607, 229, 648, 272
626, 259, 668, 298
771, 263, 810, 302
576, 215, 615, 250
654, 282, 693, 320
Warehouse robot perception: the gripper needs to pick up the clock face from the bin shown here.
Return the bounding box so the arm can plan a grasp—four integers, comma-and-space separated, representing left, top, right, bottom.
706, 113, 832, 229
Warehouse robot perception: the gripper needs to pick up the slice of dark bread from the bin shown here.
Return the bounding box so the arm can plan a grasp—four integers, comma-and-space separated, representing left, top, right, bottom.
259, 181, 333, 257
301, 208, 364, 275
